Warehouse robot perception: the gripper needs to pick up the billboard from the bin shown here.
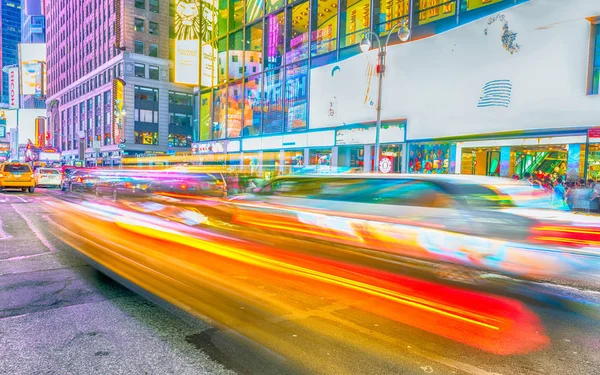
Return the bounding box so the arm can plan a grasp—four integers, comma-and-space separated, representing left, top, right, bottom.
112, 78, 125, 145
8, 67, 20, 109
19, 43, 47, 97
174, 0, 201, 85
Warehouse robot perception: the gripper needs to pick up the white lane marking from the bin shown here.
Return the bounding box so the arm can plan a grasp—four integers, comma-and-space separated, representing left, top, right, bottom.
0, 253, 52, 262
11, 204, 57, 253
12, 195, 28, 203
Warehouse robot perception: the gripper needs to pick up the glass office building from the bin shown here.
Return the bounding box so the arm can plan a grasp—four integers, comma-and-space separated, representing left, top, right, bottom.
192, 0, 528, 171
1, 0, 22, 104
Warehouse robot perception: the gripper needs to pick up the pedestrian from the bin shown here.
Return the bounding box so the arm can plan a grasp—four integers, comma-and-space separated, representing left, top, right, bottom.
589, 179, 600, 213
572, 178, 592, 213
553, 177, 566, 206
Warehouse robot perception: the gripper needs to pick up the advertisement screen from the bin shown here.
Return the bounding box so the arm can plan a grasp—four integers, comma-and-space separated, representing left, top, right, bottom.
8, 67, 20, 109
19, 43, 47, 96
174, 0, 201, 85
112, 78, 125, 144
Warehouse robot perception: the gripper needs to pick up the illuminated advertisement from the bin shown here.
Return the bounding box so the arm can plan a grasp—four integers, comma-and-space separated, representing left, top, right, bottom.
199, 92, 212, 140
463, 0, 505, 11
175, 0, 201, 85
112, 78, 125, 144
416, 0, 456, 26
8, 67, 20, 109
200, 0, 217, 87
19, 43, 47, 97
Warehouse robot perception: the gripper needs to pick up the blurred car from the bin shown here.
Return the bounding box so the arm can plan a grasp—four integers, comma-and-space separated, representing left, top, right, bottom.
95, 172, 153, 200
151, 167, 227, 198
0, 162, 35, 193
63, 169, 100, 193
228, 174, 600, 280
34, 167, 62, 188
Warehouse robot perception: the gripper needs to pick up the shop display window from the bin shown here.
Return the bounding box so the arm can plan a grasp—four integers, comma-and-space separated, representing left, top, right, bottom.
408, 143, 450, 174
134, 131, 159, 145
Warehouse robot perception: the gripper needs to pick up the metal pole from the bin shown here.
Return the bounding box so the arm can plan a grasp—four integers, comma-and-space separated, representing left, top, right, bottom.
584, 130, 590, 181
374, 49, 385, 173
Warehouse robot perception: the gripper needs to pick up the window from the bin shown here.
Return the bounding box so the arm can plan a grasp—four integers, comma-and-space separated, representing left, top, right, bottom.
149, 65, 160, 80
229, 30, 243, 80
135, 63, 145, 77
376, 0, 408, 36
227, 82, 243, 138
135, 0, 145, 9
244, 74, 262, 136
149, 0, 159, 13
460, 0, 505, 12
149, 43, 159, 57
312, 0, 338, 56
266, 0, 284, 14
414, 0, 456, 26
137, 109, 157, 122
149, 21, 159, 35
169, 91, 193, 105
134, 18, 145, 32
245, 22, 263, 75
134, 40, 144, 54
285, 62, 308, 131
200, 91, 213, 141
229, 0, 244, 30
134, 131, 159, 145
213, 86, 227, 139
246, 0, 263, 23
342, 0, 370, 47
263, 69, 283, 134
591, 24, 600, 95
218, 0, 229, 37
265, 12, 284, 70
217, 38, 227, 83
286, 1, 309, 64
135, 86, 159, 101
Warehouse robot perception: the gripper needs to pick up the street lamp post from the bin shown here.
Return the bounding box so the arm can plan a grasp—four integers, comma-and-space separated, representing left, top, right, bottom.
360, 20, 410, 173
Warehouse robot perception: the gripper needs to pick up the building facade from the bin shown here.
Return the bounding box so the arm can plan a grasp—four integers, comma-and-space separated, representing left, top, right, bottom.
0, 0, 22, 105
21, 0, 46, 109
45, 0, 193, 165
189, 0, 600, 180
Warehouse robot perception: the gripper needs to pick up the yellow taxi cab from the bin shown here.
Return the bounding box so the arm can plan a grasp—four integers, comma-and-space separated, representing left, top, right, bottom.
0, 162, 35, 193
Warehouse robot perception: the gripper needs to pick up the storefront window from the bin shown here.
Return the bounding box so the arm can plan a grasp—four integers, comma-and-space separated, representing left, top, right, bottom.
342, 0, 370, 47
227, 82, 243, 138
461, 147, 501, 176
244, 74, 262, 136
286, 1, 309, 64
311, 0, 337, 56
376, 0, 409, 36
246, 0, 263, 23
285, 62, 308, 132
338, 146, 364, 171
134, 131, 159, 145
265, 12, 285, 70
380, 144, 402, 173
511, 145, 567, 179
263, 69, 283, 134
262, 150, 280, 179
200, 91, 213, 141
243, 152, 260, 175
245, 22, 263, 75
414, 0, 456, 26
283, 150, 305, 174
408, 143, 450, 174
213, 86, 227, 139
217, 38, 227, 83
168, 133, 191, 147
309, 148, 331, 171
588, 144, 600, 181
229, 30, 244, 80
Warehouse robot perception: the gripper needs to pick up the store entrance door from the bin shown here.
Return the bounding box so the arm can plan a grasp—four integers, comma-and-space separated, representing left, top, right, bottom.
461, 147, 500, 176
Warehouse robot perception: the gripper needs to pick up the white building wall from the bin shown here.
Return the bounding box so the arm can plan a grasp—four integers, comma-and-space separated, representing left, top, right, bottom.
310, 0, 600, 141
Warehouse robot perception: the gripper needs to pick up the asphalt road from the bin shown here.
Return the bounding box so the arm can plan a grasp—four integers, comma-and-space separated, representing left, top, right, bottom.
1, 188, 600, 375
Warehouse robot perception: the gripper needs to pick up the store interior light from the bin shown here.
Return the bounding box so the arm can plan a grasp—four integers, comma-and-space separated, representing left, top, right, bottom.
360, 36, 371, 53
